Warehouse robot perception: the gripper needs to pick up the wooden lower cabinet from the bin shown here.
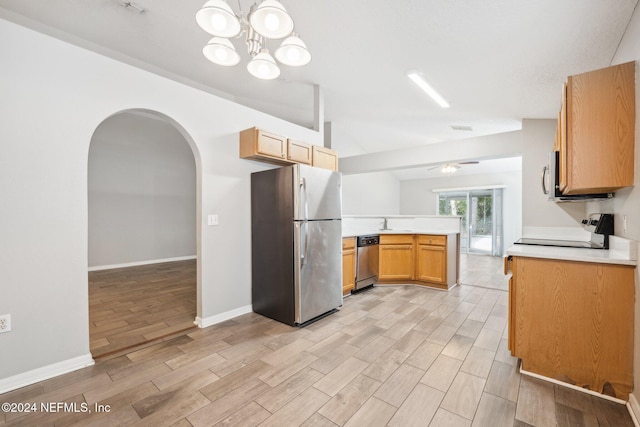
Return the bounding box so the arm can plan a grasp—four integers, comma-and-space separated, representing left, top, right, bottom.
416, 235, 447, 284
378, 235, 414, 281
377, 234, 458, 289
506, 256, 634, 398
342, 237, 356, 295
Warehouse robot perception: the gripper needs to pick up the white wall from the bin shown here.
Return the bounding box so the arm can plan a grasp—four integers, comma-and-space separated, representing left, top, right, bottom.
607, 4, 640, 408
341, 172, 400, 215
88, 111, 196, 268
399, 170, 522, 252
0, 17, 323, 387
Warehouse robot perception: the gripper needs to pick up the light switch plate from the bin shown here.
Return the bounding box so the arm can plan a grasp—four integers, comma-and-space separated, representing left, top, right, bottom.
207, 214, 219, 226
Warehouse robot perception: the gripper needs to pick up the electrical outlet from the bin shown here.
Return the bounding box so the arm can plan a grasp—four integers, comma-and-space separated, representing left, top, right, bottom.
207, 214, 219, 226
0, 314, 11, 333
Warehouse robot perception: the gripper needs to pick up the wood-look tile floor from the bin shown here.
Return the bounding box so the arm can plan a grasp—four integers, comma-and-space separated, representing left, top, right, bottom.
2, 255, 633, 426
88, 259, 197, 358
459, 254, 509, 291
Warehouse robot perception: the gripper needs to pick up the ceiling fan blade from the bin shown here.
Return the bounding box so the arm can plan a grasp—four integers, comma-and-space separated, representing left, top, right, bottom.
457, 161, 479, 165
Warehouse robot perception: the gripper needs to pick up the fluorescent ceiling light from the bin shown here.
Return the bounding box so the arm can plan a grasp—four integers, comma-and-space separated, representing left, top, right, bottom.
407, 70, 450, 108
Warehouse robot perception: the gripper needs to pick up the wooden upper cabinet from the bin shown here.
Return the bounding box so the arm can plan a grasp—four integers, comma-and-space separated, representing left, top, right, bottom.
240, 127, 339, 170
312, 146, 339, 171
287, 139, 312, 164
240, 127, 291, 165
560, 61, 635, 194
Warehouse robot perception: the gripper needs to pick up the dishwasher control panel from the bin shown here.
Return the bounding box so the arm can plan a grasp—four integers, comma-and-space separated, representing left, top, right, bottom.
357, 235, 380, 247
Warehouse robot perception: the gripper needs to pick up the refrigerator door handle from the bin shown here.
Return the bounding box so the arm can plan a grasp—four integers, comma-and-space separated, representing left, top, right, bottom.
300, 177, 309, 220
299, 177, 308, 220
300, 221, 309, 266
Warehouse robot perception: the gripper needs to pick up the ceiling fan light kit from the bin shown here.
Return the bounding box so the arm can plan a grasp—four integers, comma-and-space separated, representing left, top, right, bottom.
196, 0, 311, 80
441, 164, 459, 173
428, 161, 480, 173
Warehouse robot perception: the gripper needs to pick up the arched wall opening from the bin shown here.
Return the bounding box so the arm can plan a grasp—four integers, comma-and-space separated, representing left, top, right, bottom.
87, 108, 201, 358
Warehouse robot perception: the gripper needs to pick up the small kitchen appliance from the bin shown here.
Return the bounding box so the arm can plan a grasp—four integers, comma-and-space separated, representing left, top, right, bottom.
542, 152, 613, 202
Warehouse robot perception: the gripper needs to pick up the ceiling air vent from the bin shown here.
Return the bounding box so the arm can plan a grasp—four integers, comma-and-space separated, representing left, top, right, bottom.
450, 125, 473, 131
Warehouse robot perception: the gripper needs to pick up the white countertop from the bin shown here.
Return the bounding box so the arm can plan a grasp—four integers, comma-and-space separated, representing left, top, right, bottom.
343, 229, 460, 237
342, 215, 461, 238
506, 240, 637, 266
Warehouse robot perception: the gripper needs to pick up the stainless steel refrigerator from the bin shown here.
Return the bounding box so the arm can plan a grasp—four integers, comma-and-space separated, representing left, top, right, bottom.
251, 164, 342, 326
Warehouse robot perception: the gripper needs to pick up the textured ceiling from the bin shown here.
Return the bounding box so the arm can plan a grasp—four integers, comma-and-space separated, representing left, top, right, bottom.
0, 0, 637, 171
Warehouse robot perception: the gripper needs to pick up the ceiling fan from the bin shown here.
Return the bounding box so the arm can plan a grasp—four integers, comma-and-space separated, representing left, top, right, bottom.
428, 161, 479, 173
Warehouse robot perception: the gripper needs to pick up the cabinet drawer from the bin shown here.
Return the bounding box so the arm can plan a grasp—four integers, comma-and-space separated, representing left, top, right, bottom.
342, 237, 355, 250
380, 234, 414, 245
417, 235, 446, 246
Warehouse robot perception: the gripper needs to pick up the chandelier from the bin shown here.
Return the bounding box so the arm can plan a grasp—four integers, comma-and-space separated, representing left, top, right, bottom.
196, 0, 311, 80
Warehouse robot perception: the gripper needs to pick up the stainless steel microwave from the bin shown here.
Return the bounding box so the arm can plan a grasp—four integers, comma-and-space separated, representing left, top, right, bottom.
542, 151, 613, 202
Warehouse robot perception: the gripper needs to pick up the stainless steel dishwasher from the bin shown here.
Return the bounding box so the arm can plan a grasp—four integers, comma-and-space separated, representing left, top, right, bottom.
354, 235, 379, 292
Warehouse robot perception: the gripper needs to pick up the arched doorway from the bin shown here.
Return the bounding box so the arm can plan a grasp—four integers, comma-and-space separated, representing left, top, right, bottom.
87, 109, 199, 358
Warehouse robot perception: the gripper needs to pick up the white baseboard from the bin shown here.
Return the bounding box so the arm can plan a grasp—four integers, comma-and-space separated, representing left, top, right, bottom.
628, 393, 640, 427
0, 353, 95, 395
519, 368, 627, 405
88, 255, 196, 271
195, 305, 253, 328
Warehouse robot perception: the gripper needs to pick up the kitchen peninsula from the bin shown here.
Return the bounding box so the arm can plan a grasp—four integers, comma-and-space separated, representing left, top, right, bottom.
342, 215, 461, 293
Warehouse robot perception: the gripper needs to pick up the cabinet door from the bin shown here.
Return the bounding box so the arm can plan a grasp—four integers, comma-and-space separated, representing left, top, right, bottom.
505, 256, 515, 354
312, 146, 339, 171
342, 238, 356, 295
416, 244, 446, 284
512, 256, 634, 398
558, 83, 568, 192
240, 127, 290, 164
287, 139, 312, 164
563, 61, 635, 194
256, 130, 287, 160
378, 244, 414, 280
